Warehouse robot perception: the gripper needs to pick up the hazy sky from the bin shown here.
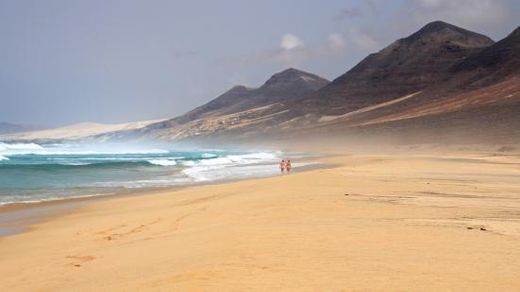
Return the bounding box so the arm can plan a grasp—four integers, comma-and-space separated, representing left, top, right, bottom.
1, 0, 518, 126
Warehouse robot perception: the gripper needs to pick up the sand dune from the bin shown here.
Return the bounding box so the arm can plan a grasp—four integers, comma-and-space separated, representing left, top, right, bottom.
0, 119, 164, 141
1, 147, 520, 290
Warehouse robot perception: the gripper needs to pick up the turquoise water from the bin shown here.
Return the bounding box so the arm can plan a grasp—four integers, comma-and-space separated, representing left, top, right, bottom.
0, 142, 283, 205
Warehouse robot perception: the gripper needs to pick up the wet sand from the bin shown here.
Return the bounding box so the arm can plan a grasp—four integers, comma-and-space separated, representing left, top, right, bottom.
1, 148, 520, 290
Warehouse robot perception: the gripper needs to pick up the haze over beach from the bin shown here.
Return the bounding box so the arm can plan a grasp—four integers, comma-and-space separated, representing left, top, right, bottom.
1, 0, 520, 290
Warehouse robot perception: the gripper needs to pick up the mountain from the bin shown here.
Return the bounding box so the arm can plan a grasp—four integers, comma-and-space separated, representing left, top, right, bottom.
139, 68, 329, 139
0, 122, 42, 135
162, 68, 327, 123
74, 21, 520, 144
295, 21, 495, 117
448, 26, 520, 87
296, 24, 520, 142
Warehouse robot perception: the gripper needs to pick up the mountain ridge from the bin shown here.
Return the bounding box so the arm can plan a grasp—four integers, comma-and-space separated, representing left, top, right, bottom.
404, 20, 494, 45
107, 21, 520, 143
140, 68, 329, 137
295, 21, 496, 118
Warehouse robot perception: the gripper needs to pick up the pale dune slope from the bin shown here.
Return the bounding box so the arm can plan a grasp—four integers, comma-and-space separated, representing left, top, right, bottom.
1, 119, 164, 140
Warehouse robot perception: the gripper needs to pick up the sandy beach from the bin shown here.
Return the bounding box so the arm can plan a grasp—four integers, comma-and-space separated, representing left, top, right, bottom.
1, 147, 520, 291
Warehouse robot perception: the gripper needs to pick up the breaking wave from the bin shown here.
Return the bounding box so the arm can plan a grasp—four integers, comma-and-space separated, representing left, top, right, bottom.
0, 141, 307, 205
148, 159, 177, 166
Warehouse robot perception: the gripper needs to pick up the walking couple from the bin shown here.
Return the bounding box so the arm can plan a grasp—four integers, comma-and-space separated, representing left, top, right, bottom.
279, 159, 292, 173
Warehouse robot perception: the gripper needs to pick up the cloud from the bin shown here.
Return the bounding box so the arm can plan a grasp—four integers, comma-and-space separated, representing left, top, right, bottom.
262, 33, 348, 66
221, 32, 350, 68
274, 33, 307, 66
328, 33, 347, 51
275, 33, 350, 66
280, 33, 304, 50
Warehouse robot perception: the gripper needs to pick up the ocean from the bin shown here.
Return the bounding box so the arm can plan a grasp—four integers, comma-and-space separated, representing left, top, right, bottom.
0, 142, 298, 205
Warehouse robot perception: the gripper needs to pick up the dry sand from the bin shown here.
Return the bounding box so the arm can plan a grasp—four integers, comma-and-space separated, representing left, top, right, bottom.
1, 148, 520, 291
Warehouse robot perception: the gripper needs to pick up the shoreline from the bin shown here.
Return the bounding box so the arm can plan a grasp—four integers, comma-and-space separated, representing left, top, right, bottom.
1, 148, 519, 290
0, 158, 326, 237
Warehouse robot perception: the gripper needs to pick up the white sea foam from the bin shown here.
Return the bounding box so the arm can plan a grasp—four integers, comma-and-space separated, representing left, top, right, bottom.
0, 142, 43, 157
177, 152, 276, 172
178, 152, 281, 181
198, 157, 234, 166
148, 159, 177, 166
93, 177, 192, 188
193, 152, 278, 167
0, 142, 43, 151
0, 143, 312, 205
226, 152, 278, 163
182, 164, 275, 182
0, 142, 168, 156
0, 192, 111, 206
58, 162, 92, 166
181, 161, 313, 182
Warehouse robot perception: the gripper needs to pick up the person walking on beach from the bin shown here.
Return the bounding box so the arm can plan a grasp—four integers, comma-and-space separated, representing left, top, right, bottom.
280, 159, 286, 173
286, 159, 292, 173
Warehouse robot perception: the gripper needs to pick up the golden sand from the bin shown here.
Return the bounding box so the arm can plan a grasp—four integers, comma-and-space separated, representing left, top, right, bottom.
1, 150, 520, 291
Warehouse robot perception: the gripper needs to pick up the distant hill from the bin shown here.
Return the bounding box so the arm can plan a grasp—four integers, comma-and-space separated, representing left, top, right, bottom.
1, 119, 164, 141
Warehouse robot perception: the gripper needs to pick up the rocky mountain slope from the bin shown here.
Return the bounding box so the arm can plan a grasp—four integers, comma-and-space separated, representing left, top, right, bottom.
90, 21, 520, 144
134, 68, 329, 139
295, 21, 495, 116
309, 25, 519, 125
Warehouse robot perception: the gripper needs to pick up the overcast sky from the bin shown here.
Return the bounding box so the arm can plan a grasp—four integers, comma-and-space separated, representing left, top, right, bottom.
1, 0, 518, 126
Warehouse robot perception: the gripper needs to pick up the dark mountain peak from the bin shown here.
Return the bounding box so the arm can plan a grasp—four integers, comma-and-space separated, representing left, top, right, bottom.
277, 67, 303, 75
226, 85, 255, 94
265, 68, 319, 83
211, 84, 256, 103
417, 20, 461, 34
492, 26, 519, 47
307, 21, 499, 116
149, 68, 329, 129
508, 26, 520, 39
260, 68, 329, 92
273, 67, 308, 77
449, 25, 520, 83
403, 20, 494, 47
230, 84, 247, 90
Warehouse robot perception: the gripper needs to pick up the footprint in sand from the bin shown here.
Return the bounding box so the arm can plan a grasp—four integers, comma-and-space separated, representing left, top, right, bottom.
66, 255, 95, 267
101, 219, 162, 241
